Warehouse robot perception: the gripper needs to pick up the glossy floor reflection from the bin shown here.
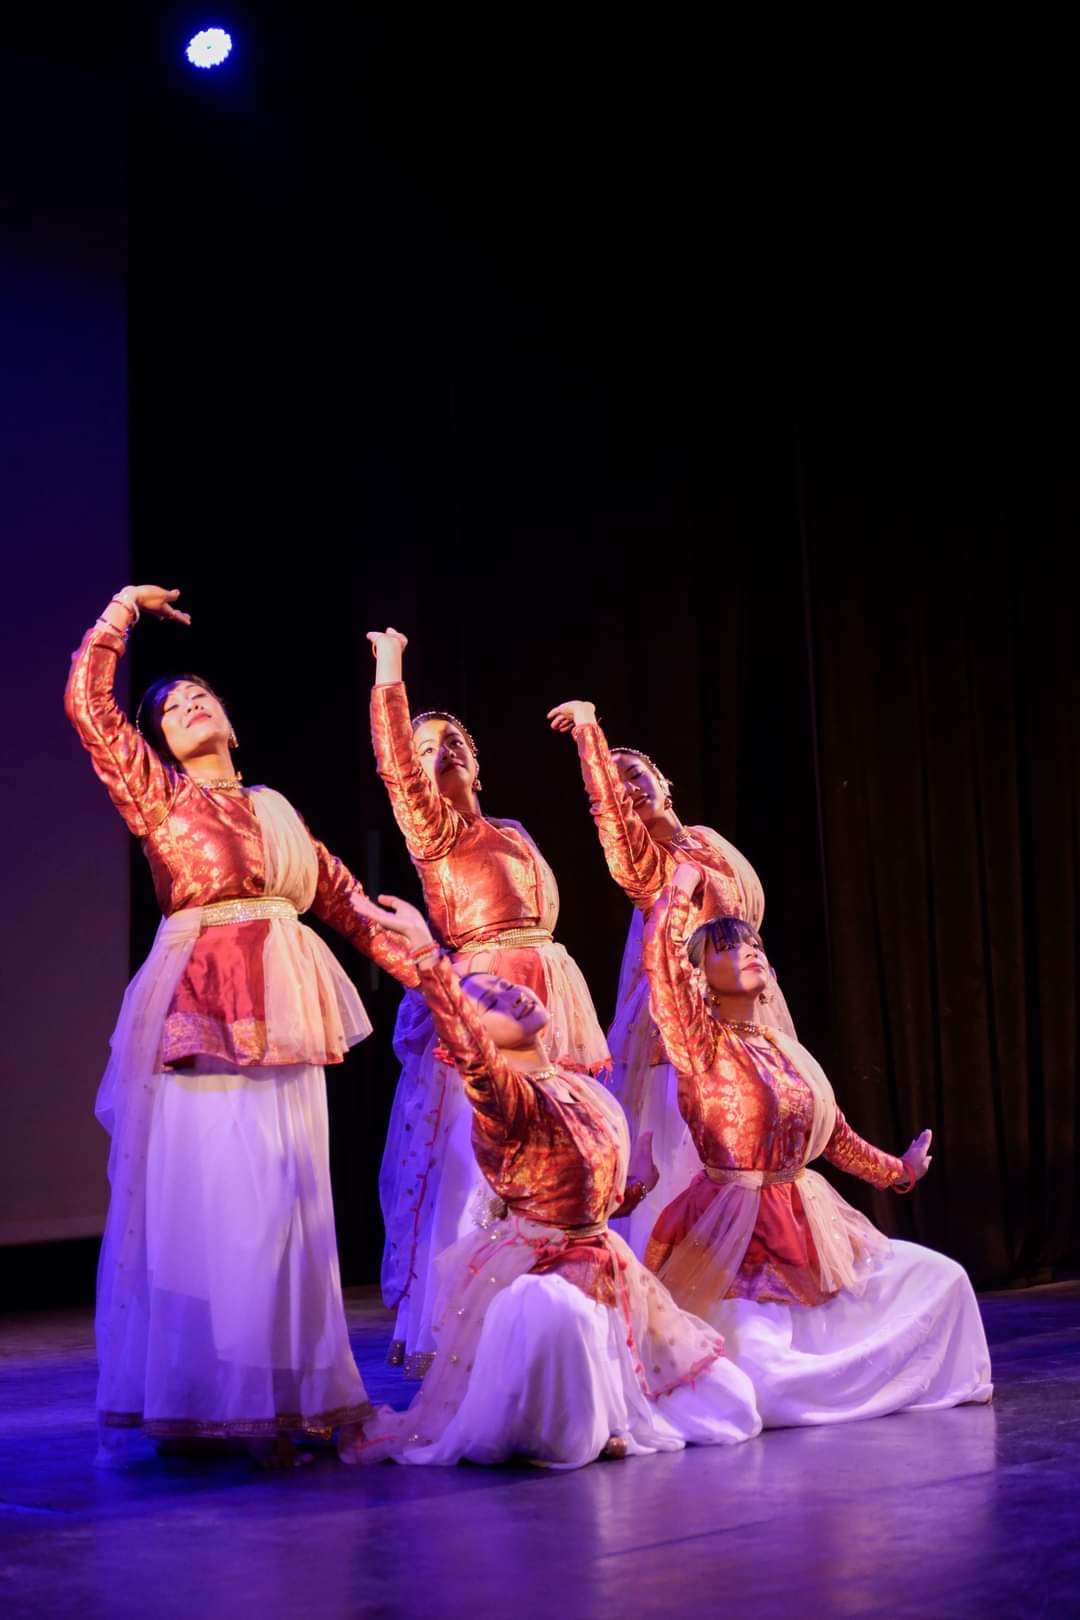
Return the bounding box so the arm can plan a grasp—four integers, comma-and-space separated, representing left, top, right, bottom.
1, 1285, 1077, 1619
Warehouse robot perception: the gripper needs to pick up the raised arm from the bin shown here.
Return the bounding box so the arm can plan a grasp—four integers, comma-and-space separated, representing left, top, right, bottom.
641, 873, 718, 1076
349, 891, 537, 1138
64, 586, 188, 836
548, 702, 666, 906
308, 839, 420, 988
823, 1118, 931, 1194
368, 630, 461, 861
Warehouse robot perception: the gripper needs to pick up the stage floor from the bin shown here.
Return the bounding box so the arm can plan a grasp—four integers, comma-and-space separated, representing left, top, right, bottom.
1, 1284, 1078, 1619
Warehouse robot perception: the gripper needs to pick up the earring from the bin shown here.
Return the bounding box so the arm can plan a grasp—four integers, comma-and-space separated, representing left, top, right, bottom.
473, 775, 483, 793
228, 730, 239, 749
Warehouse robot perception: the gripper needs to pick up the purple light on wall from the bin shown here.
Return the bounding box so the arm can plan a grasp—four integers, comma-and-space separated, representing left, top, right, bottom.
185, 27, 233, 69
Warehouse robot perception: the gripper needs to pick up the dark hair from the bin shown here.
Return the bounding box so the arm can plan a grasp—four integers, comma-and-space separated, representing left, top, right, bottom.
687, 914, 763, 968
136, 673, 225, 764
411, 709, 480, 759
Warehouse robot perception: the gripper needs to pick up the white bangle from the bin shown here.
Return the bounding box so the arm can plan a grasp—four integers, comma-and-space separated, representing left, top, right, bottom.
109, 591, 140, 623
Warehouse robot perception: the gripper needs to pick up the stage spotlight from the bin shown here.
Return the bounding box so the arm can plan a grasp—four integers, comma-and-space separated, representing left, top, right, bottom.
185, 27, 233, 69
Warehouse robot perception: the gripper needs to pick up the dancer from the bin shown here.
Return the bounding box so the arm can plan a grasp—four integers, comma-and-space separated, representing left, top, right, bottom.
370, 632, 609, 1376
66, 585, 418, 1466
345, 891, 761, 1468
548, 699, 795, 1251
640, 863, 993, 1425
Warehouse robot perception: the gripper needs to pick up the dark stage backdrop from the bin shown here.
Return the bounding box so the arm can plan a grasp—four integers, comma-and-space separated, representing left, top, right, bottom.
21, 6, 1074, 1294
0, 44, 129, 1249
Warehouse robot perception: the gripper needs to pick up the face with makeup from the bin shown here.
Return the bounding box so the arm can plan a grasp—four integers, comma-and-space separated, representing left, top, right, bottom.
611, 750, 670, 826
413, 717, 479, 796
148, 678, 233, 766
689, 916, 770, 1000
457, 971, 549, 1048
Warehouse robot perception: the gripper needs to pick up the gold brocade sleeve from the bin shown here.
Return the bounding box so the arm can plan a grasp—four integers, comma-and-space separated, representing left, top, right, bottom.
370, 681, 461, 861
308, 839, 420, 987
823, 1108, 907, 1190
572, 721, 668, 906
64, 618, 177, 837
641, 884, 718, 1077
417, 954, 536, 1139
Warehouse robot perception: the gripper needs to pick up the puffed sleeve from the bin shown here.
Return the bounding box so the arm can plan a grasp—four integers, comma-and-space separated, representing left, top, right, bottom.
822, 1109, 909, 1191
572, 721, 668, 906
641, 883, 718, 1076
370, 681, 462, 860
64, 613, 176, 836
308, 836, 420, 987
417, 952, 537, 1141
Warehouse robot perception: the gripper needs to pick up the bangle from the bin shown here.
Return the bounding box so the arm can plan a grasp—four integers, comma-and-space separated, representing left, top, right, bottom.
893, 1166, 915, 1194
109, 593, 140, 623
95, 615, 129, 638
409, 940, 440, 963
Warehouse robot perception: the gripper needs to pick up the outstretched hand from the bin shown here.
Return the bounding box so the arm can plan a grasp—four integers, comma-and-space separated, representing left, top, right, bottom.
353, 892, 434, 954
131, 586, 191, 624
547, 700, 597, 732
901, 1128, 933, 1185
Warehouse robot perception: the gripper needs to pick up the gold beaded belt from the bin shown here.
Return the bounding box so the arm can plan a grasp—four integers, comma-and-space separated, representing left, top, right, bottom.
454, 926, 554, 953
705, 1165, 805, 1187
200, 896, 298, 928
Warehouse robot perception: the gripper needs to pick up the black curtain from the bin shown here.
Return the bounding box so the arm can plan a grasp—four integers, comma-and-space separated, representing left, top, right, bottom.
123, 7, 1077, 1290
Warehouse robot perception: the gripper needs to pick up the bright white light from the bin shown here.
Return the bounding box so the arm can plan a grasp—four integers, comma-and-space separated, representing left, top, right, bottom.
186, 28, 233, 69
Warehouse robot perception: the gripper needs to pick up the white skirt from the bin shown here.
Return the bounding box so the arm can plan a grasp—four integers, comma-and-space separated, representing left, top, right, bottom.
708, 1239, 993, 1427
399, 1272, 762, 1469
110, 1059, 370, 1437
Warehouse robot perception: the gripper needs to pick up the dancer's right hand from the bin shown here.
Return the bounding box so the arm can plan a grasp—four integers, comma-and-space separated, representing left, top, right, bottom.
353, 891, 434, 954
547, 699, 596, 731
367, 627, 408, 684
129, 586, 191, 623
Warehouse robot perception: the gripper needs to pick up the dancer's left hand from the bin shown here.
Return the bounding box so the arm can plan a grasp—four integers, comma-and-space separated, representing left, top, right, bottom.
901, 1128, 933, 1185
354, 892, 434, 954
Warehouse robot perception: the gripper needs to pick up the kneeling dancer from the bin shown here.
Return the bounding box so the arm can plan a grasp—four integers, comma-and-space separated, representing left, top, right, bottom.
641, 864, 993, 1427
347, 892, 762, 1469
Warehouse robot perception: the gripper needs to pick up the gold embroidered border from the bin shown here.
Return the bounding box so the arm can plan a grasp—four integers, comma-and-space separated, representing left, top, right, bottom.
403, 1349, 436, 1381
386, 1339, 405, 1367
100, 1401, 374, 1438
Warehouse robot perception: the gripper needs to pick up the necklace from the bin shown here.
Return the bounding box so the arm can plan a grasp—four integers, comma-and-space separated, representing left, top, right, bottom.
666, 827, 700, 852
186, 773, 245, 794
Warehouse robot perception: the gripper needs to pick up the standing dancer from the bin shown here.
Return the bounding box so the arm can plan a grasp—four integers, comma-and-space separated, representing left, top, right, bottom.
346, 892, 761, 1469
369, 631, 610, 1377
548, 699, 795, 1252
66, 585, 418, 1466
640, 864, 992, 1425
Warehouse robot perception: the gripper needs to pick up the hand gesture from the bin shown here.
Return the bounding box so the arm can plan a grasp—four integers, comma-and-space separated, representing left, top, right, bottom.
352, 891, 434, 955
901, 1128, 933, 1185
547, 700, 597, 732
627, 1129, 659, 1193
367, 626, 408, 685
131, 586, 191, 624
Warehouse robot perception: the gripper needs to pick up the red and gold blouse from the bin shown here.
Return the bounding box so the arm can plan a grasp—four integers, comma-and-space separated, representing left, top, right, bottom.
642, 885, 906, 1305
371, 680, 573, 1011
417, 953, 627, 1303
66, 619, 417, 1067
